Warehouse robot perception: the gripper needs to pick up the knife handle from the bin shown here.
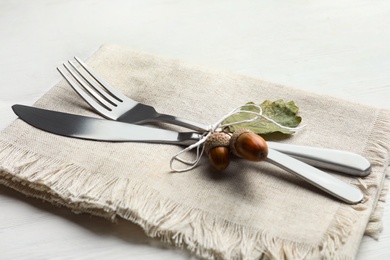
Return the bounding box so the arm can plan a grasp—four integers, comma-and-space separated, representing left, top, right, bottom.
267, 142, 371, 177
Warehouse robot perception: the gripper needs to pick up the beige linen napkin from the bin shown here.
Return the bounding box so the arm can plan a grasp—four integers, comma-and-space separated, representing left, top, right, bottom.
0, 44, 389, 259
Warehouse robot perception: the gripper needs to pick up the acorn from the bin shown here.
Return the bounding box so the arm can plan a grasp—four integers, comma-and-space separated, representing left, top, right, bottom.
230, 128, 268, 162
204, 132, 231, 171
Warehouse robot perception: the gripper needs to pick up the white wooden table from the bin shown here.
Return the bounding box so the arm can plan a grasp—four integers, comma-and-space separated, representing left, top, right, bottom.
1, 1, 389, 259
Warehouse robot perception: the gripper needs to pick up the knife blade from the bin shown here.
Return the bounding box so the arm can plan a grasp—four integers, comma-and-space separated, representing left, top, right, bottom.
12, 104, 364, 204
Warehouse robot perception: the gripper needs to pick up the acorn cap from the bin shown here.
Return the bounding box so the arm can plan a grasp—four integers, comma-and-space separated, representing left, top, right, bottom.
204, 132, 231, 155
229, 128, 253, 157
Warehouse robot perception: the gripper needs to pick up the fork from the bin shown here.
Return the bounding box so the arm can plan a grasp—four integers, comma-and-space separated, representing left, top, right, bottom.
57, 57, 371, 177
57, 57, 209, 132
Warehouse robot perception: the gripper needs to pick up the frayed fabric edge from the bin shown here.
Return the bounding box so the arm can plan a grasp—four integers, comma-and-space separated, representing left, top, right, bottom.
358, 109, 390, 240
0, 141, 375, 260
1, 106, 389, 260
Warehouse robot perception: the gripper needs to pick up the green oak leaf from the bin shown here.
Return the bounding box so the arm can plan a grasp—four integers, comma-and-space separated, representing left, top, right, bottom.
223, 100, 302, 135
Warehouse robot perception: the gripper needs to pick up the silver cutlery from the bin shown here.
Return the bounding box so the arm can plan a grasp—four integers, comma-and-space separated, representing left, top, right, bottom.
57, 57, 371, 177
57, 57, 208, 132
12, 104, 364, 204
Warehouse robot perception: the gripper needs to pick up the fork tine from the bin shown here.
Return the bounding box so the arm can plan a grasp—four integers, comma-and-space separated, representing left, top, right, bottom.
57, 66, 113, 118
68, 60, 118, 106
62, 63, 115, 111
74, 56, 128, 102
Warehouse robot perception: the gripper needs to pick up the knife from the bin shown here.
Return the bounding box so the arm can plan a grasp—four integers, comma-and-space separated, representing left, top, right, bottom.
11, 105, 371, 177
12, 104, 364, 204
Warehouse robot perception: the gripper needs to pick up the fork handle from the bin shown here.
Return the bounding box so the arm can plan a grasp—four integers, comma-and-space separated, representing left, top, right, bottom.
154, 113, 210, 132
148, 113, 371, 177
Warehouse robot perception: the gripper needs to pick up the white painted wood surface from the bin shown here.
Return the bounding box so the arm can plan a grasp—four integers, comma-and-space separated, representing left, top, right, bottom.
0, 0, 389, 259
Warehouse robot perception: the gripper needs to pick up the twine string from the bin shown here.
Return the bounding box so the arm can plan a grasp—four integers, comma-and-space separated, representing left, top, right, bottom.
170, 103, 304, 172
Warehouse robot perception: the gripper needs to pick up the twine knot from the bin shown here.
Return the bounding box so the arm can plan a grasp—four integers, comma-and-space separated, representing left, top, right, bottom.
170, 103, 304, 172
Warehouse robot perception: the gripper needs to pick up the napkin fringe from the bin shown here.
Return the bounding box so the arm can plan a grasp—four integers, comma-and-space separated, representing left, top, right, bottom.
1, 106, 390, 259
0, 108, 389, 260
0, 141, 374, 260
358, 109, 390, 239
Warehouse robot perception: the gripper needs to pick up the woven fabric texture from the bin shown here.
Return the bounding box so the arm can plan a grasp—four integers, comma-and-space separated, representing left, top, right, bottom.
0, 45, 389, 259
